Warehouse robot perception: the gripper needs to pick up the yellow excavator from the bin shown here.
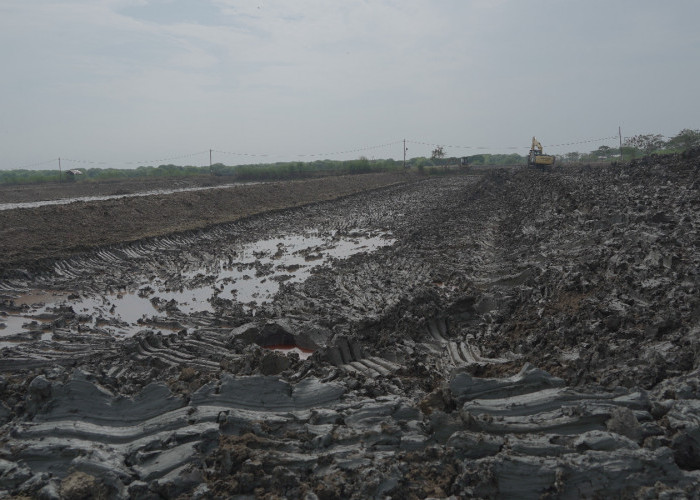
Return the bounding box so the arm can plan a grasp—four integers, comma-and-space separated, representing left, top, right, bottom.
528, 137, 556, 169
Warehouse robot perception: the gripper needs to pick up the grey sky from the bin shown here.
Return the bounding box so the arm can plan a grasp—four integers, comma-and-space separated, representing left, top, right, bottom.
2, 0, 698, 170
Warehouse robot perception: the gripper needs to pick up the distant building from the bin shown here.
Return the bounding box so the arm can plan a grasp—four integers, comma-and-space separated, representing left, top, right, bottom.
66, 169, 83, 176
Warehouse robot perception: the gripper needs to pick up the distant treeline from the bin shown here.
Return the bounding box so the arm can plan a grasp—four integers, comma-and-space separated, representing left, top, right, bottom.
2, 129, 698, 185
0, 158, 391, 185
563, 128, 700, 163
0, 155, 519, 185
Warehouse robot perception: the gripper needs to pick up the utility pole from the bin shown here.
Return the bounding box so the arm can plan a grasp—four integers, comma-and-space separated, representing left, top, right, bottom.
209, 149, 212, 175
58, 157, 62, 183
403, 139, 406, 169
619, 126, 623, 162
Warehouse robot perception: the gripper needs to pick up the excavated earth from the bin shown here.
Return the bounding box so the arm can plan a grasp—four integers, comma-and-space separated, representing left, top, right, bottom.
0, 153, 699, 498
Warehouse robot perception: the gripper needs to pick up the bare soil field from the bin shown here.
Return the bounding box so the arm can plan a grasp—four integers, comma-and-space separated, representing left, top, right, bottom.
0, 153, 699, 498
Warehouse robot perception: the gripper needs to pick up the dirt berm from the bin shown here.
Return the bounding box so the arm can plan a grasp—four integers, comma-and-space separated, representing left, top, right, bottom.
0, 152, 699, 498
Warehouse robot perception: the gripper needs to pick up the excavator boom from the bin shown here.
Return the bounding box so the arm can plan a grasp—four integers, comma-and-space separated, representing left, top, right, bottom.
531, 137, 543, 152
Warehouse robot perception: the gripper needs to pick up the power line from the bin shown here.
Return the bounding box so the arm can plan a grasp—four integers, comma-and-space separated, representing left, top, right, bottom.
123, 151, 210, 166
62, 158, 109, 166
213, 149, 269, 158
293, 140, 404, 158
7, 134, 628, 170
407, 135, 619, 151
407, 140, 516, 150
214, 140, 403, 160
547, 136, 618, 148
11, 158, 59, 170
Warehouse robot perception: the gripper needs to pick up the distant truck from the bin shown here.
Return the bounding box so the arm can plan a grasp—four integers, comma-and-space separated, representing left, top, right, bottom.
528, 137, 556, 169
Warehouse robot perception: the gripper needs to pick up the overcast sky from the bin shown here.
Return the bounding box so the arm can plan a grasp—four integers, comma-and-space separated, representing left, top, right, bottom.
1, 0, 699, 170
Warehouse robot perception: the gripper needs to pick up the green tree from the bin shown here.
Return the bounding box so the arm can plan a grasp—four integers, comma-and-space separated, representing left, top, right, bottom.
624, 134, 666, 154
564, 152, 580, 163
591, 145, 613, 159
349, 156, 371, 173
468, 154, 485, 165
431, 146, 445, 165
504, 153, 525, 165
666, 129, 700, 151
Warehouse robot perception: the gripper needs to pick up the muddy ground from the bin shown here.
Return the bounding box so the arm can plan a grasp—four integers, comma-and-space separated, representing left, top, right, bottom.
0, 152, 699, 498
0, 172, 408, 270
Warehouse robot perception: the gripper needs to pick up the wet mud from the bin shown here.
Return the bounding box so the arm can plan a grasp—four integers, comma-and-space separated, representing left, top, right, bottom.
1, 152, 699, 498
0, 172, 407, 269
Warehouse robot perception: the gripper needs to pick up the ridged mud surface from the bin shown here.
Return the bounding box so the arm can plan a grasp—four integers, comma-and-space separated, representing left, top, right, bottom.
0, 172, 407, 268
1, 153, 699, 498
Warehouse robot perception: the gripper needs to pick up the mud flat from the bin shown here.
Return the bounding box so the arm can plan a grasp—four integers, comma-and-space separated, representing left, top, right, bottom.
1, 152, 699, 498
0, 172, 408, 269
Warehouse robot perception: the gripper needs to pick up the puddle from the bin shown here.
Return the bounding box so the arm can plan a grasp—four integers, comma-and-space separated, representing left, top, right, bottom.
0, 314, 53, 348
101, 230, 393, 318
0, 314, 45, 333
0, 230, 394, 342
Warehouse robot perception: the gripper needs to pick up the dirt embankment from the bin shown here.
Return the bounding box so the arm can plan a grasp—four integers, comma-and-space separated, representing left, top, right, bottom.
0, 171, 410, 272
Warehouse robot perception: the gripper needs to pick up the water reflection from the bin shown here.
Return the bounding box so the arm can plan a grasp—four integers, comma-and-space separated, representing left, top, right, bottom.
1, 230, 393, 342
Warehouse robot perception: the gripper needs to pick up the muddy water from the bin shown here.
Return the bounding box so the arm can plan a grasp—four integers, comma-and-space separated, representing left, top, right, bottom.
0, 230, 393, 344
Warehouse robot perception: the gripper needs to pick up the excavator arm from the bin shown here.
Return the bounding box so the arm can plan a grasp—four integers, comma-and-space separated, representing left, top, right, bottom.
531, 137, 543, 152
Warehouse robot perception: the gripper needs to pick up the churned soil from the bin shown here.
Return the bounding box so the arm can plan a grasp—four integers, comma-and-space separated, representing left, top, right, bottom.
1, 152, 699, 498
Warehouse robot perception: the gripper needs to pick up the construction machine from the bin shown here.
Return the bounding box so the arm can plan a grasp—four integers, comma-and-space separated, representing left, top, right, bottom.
528, 137, 556, 169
